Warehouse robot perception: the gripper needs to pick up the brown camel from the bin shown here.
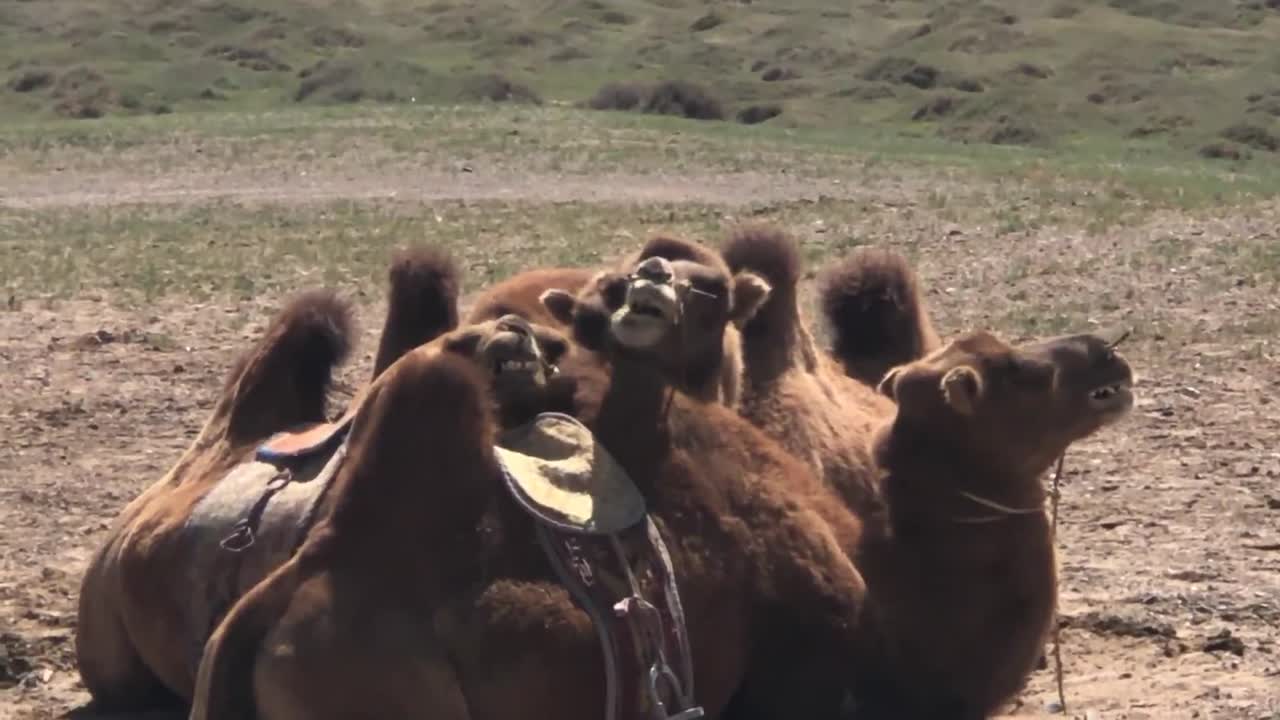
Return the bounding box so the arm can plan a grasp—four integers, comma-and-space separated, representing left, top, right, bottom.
817, 244, 942, 388
843, 327, 1136, 718
538, 234, 770, 407
712, 322, 1136, 719
719, 225, 938, 516
74, 248, 572, 711
466, 266, 596, 326
468, 235, 768, 408
189, 258, 868, 720
540, 255, 877, 718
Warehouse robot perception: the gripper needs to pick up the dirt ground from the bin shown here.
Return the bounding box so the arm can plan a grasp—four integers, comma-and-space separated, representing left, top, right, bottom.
1, 168, 1278, 720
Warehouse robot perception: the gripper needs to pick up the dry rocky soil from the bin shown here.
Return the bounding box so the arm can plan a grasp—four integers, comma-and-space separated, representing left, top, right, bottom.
1, 161, 1278, 720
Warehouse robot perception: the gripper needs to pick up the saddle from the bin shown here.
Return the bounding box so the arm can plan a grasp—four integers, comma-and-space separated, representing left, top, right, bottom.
496, 413, 704, 720
255, 407, 359, 464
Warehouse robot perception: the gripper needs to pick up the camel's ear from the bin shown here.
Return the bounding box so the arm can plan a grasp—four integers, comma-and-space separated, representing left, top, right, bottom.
442, 328, 483, 358
539, 289, 577, 326
876, 366, 904, 400
940, 366, 983, 415
730, 271, 771, 328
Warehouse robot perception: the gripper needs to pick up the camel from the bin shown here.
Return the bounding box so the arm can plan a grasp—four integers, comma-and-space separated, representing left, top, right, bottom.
74, 248, 574, 711
845, 327, 1136, 718
540, 233, 768, 407
189, 256, 869, 720
817, 244, 942, 388
719, 225, 943, 517
468, 235, 769, 408
546, 235, 1139, 718
466, 266, 596, 327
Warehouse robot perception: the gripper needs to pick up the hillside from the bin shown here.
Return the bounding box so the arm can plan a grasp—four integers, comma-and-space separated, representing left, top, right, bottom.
3, 0, 1280, 158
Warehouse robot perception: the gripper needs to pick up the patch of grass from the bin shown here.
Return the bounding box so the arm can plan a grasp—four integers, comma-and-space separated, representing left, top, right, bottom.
0, 0, 1278, 158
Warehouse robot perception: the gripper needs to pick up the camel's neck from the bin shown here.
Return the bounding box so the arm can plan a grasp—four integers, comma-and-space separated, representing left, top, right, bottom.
739, 288, 819, 384
860, 415, 1054, 586
593, 354, 671, 485
854, 418, 1059, 714
326, 415, 494, 552
678, 340, 729, 403
882, 418, 1053, 502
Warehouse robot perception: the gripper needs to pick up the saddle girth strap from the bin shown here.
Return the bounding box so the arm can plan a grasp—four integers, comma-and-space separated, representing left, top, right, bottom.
534, 517, 704, 720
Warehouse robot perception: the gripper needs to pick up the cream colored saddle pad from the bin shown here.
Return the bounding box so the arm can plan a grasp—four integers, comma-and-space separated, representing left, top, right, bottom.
495, 412, 646, 535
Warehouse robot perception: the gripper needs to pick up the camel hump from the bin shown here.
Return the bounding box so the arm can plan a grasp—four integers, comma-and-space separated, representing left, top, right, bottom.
818, 247, 940, 387
223, 289, 356, 445
256, 407, 357, 463
495, 412, 646, 535
371, 245, 462, 379
721, 222, 803, 293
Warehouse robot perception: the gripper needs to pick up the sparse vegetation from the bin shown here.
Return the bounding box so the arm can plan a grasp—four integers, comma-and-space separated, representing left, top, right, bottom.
0, 0, 1278, 158
587, 80, 724, 120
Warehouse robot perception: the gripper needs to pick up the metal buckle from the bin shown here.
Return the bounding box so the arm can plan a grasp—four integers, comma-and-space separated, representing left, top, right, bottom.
219, 519, 255, 552
649, 659, 704, 719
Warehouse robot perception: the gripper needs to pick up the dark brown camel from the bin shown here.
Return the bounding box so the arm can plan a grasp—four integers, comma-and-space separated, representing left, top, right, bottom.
848, 328, 1135, 718
74, 247, 571, 711
189, 257, 867, 720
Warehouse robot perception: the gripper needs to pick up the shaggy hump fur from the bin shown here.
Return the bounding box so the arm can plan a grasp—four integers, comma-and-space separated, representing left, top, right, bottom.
223, 288, 355, 445
371, 245, 461, 379
817, 247, 940, 387
721, 223, 803, 293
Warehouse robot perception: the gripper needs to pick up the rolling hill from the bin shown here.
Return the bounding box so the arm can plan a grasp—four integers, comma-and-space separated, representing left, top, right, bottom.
3, 0, 1280, 158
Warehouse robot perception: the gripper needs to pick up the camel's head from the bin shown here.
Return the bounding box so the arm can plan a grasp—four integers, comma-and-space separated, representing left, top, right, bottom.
540, 240, 770, 384
436, 314, 569, 414
878, 328, 1135, 475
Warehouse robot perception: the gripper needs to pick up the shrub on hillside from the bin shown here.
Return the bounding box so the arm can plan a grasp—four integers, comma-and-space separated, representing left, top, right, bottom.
1220, 123, 1278, 152
8, 69, 54, 93
587, 82, 646, 111
736, 104, 782, 124
690, 12, 723, 32
462, 74, 542, 104
643, 80, 725, 120
1199, 142, 1248, 161
586, 80, 726, 121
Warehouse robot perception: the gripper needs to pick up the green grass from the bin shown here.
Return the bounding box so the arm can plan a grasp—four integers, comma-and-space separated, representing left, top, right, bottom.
2, 0, 1280, 159
3, 103, 1280, 199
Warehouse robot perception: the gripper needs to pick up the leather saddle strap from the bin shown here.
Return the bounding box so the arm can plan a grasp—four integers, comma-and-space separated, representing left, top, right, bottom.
609, 524, 702, 719
534, 523, 624, 720
534, 518, 703, 720
640, 519, 698, 710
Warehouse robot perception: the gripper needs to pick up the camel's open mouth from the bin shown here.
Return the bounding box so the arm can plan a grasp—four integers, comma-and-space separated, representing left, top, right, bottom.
485, 323, 553, 389
611, 280, 679, 349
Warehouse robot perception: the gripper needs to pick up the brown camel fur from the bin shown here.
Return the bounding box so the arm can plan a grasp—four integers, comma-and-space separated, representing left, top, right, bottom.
469, 235, 767, 407
75, 288, 358, 711
719, 225, 902, 517
74, 248, 575, 711
848, 328, 1136, 719
540, 259, 870, 718
371, 245, 461, 379
538, 235, 769, 407
817, 244, 942, 388
189, 261, 867, 720
465, 266, 596, 327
